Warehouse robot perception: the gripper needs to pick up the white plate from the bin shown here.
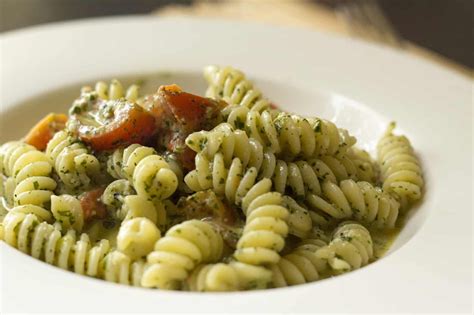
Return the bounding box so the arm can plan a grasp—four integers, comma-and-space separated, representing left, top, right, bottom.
0, 16, 472, 313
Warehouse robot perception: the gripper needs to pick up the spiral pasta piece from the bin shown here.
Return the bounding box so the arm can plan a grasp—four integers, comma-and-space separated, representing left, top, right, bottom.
188, 261, 272, 292
46, 131, 100, 192
107, 144, 178, 200
51, 194, 84, 232
1, 141, 28, 177
186, 154, 290, 264
282, 196, 312, 239
0, 175, 15, 207
101, 179, 136, 214
345, 147, 379, 184
102, 251, 148, 286
186, 122, 269, 171
77, 79, 140, 103
101, 179, 166, 227
117, 217, 161, 260
95, 80, 140, 102
222, 105, 356, 159
163, 153, 192, 193
186, 123, 358, 198
2, 210, 146, 286
315, 222, 374, 273
257, 152, 371, 198
271, 238, 328, 287
204, 65, 271, 112
235, 190, 290, 265
317, 154, 372, 183
305, 179, 399, 229
0, 142, 57, 211
377, 122, 423, 208
187, 123, 310, 200
185, 153, 292, 251
141, 220, 223, 289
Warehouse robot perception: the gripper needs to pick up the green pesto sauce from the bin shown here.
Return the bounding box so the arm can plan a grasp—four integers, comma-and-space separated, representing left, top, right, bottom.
370, 227, 400, 260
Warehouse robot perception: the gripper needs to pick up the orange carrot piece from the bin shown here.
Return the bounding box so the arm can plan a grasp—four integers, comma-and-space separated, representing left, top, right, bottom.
24, 113, 68, 150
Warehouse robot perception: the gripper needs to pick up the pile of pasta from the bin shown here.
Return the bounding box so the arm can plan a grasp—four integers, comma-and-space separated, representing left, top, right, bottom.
0, 66, 423, 291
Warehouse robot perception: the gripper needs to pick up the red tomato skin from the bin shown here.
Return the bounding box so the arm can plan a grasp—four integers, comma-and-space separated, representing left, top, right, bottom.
78, 104, 156, 151
79, 187, 107, 222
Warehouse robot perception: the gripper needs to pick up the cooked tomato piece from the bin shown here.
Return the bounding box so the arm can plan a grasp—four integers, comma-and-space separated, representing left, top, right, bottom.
79, 187, 108, 222
24, 113, 67, 150
160, 84, 223, 131
69, 95, 156, 151
176, 190, 239, 226
176, 146, 196, 171
147, 84, 224, 133
143, 85, 224, 171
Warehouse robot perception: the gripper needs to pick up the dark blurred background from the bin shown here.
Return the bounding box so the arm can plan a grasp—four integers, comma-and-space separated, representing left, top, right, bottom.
1, 0, 472, 69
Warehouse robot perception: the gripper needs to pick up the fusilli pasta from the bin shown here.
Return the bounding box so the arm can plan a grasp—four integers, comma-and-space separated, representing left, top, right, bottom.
345, 147, 378, 184
101, 179, 166, 226
315, 222, 374, 273
51, 194, 84, 232
282, 196, 312, 239
234, 190, 289, 265
377, 122, 423, 209
107, 144, 178, 200
0, 175, 15, 207
186, 122, 269, 171
188, 261, 272, 292
222, 105, 356, 159
204, 65, 271, 112
0, 142, 57, 209
271, 238, 328, 287
0, 66, 425, 292
141, 220, 223, 289
117, 217, 161, 260
93, 80, 140, 102
46, 131, 100, 192
305, 179, 399, 229
185, 154, 294, 253
2, 210, 145, 286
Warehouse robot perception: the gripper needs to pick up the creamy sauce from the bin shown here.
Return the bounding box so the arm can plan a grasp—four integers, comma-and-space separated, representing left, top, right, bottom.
370, 227, 400, 260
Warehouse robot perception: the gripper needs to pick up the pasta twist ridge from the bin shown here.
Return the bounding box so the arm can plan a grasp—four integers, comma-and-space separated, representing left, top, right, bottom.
234, 190, 290, 265
186, 122, 270, 172
93, 79, 140, 102
315, 222, 374, 273
305, 179, 399, 229
188, 261, 272, 292
50, 194, 84, 232
0, 175, 15, 207
273, 112, 356, 159
0, 142, 57, 209
102, 179, 166, 228
281, 196, 312, 239
142, 220, 223, 289
377, 122, 423, 208
221, 105, 356, 159
271, 238, 328, 287
185, 154, 297, 244
107, 144, 178, 200
345, 147, 378, 184
46, 131, 100, 192
2, 210, 146, 286
187, 126, 334, 199
204, 65, 270, 112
